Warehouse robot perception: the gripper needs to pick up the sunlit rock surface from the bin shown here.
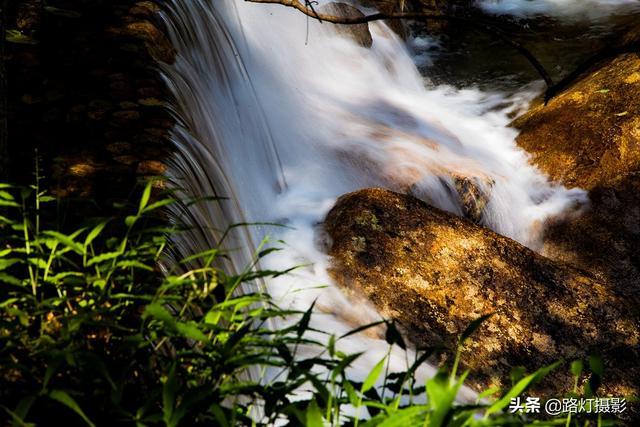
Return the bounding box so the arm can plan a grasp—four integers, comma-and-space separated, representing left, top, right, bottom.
324, 188, 639, 397
514, 48, 640, 302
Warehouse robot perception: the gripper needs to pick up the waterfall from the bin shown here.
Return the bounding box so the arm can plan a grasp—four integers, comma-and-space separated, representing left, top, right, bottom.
158, 0, 587, 388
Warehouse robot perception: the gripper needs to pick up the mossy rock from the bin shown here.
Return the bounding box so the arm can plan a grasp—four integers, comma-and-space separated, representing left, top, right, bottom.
324, 188, 640, 400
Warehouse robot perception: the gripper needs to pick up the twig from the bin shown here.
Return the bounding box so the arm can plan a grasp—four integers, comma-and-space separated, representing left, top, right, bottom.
544, 42, 640, 103
245, 0, 554, 87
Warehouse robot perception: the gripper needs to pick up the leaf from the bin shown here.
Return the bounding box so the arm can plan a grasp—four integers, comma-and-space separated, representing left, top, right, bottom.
344, 380, 359, 407
139, 183, 153, 213
5, 30, 38, 45
459, 313, 494, 344
426, 369, 467, 427
1, 405, 35, 427
486, 361, 561, 416
586, 354, 604, 397
44, 6, 82, 18
615, 111, 629, 117
39, 195, 56, 203
143, 303, 175, 327
116, 260, 154, 271
509, 366, 526, 386
48, 390, 96, 427
87, 251, 122, 266
305, 399, 324, 427
84, 221, 108, 248
570, 360, 583, 378
588, 354, 604, 377
297, 300, 315, 337
331, 352, 363, 380
0, 199, 20, 207
362, 355, 386, 393
125, 215, 138, 228
385, 321, 406, 350
0, 190, 15, 201
0, 258, 21, 271
142, 198, 175, 213
377, 406, 428, 427
339, 320, 386, 339
175, 321, 208, 342
41, 231, 84, 255
162, 365, 178, 427
477, 386, 501, 400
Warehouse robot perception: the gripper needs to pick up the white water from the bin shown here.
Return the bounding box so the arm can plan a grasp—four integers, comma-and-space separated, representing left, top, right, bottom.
160, 0, 587, 396
478, 0, 640, 19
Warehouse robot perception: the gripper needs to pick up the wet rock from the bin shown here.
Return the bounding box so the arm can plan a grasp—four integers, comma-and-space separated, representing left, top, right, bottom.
17, 0, 43, 32
106, 142, 133, 155
513, 52, 640, 301
137, 87, 162, 98
324, 188, 640, 398
320, 3, 373, 48
113, 155, 139, 166
124, 21, 176, 63
138, 97, 164, 107
359, 0, 407, 38
514, 54, 640, 190
136, 160, 166, 175
113, 110, 141, 121
129, 1, 161, 17
452, 175, 493, 223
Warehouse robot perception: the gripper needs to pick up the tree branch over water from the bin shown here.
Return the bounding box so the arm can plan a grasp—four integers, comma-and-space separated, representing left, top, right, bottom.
245, 0, 554, 87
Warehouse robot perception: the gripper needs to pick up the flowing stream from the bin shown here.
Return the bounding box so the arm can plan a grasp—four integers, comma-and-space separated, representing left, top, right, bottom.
158, 0, 631, 392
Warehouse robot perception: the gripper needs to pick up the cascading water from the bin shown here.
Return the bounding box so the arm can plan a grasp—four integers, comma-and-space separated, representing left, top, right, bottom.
478, 0, 640, 18
159, 0, 588, 391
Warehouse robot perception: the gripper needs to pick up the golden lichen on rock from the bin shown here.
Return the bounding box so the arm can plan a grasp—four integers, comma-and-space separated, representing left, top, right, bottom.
514, 53, 640, 190
513, 40, 640, 303
324, 188, 640, 397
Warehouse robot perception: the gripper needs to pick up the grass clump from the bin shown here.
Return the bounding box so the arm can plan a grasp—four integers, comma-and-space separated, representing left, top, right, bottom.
0, 179, 618, 426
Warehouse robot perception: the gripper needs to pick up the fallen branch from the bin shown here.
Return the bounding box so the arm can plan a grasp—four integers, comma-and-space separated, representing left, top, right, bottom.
544, 42, 640, 103
246, 0, 554, 87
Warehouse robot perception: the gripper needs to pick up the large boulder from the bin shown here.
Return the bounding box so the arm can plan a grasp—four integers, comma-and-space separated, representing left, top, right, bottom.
324, 188, 639, 397
513, 50, 640, 302
514, 54, 640, 190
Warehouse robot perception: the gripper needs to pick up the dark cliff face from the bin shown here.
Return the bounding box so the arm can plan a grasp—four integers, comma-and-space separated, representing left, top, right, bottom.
324, 188, 639, 399
6, 0, 172, 209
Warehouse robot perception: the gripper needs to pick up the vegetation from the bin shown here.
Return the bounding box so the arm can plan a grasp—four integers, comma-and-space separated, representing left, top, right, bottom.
0, 176, 618, 426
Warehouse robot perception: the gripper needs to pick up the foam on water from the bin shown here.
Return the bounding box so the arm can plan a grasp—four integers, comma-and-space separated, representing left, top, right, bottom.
160, 0, 587, 396
478, 0, 640, 19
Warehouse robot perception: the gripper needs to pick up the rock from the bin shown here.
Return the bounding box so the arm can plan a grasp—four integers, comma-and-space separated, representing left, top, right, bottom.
129, 2, 161, 17
359, 0, 407, 38
137, 87, 162, 98
324, 188, 639, 398
124, 21, 176, 63
106, 142, 133, 155
513, 52, 640, 301
320, 3, 373, 48
16, 0, 43, 32
136, 160, 166, 175
112, 110, 141, 121
113, 155, 139, 166
514, 54, 640, 190
452, 175, 493, 224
